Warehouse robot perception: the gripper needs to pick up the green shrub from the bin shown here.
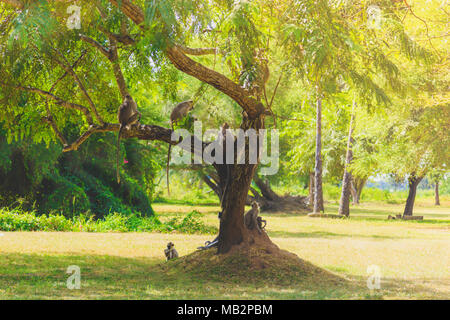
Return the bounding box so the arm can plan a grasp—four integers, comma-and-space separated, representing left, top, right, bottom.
0, 208, 216, 234
166, 210, 216, 234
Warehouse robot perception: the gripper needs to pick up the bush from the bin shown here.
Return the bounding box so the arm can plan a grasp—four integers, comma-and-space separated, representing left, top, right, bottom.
0, 208, 216, 234
166, 210, 216, 234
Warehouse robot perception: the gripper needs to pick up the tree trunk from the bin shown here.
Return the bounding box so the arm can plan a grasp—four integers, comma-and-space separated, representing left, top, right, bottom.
435, 180, 440, 206
350, 179, 358, 204
338, 107, 355, 217
351, 176, 366, 204
355, 178, 365, 204
308, 172, 315, 207
403, 174, 423, 217
217, 163, 257, 254
254, 176, 280, 201
313, 97, 324, 213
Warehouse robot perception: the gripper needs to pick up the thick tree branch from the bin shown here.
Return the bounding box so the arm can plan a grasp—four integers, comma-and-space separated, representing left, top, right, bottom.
108, 0, 145, 25
98, 26, 136, 46
79, 35, 112, 59
166, 45, 263, 117
63, 122, 209, 158
177, 45, 218, 56
109, 46, 129, 98
1, 0, 23, 9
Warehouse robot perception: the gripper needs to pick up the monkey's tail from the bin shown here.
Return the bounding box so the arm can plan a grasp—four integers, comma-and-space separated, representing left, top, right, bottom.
166, 143, 171, 196
117, 125, 124, 184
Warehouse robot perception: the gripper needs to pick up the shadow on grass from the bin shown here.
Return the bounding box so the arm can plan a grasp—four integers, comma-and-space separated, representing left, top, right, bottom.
1, 252, 445, 299
0, 252, 356, 300
345, 275, 450, 300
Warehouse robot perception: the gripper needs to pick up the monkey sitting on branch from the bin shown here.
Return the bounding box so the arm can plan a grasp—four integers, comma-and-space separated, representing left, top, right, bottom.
244, 201, 267, 234
116, 94, 141, 184
164, 242, 179, 261
166, 100, 194, 196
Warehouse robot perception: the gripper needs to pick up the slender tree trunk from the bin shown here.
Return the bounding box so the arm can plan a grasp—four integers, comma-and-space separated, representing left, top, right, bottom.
351, 177, 366, 204
308, 172, 315, 207
434, 180, 440, 206
313, 97, 324, 213
338, 105, 355, 216
403, 174, 423, 217
350, 179, 358, 204
356, 179, 365, 204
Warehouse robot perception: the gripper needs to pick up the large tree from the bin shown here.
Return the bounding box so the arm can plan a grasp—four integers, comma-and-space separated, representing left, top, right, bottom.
0, 0, 297, 254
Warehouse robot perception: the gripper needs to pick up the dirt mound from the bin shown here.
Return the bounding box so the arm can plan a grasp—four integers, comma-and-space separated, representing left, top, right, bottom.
160, 241, 346, 287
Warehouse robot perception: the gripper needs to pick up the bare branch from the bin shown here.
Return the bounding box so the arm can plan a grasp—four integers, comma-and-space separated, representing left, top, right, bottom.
403, 0, 441, 59
79, 34, 128, 96
62, 123, 117, 152
52, 47, 105, 124
269, 73, 282, 109
49, 50, 87, 93
42, 113, 68, 147
3, 83, 94, 125
87, 2, 129, 98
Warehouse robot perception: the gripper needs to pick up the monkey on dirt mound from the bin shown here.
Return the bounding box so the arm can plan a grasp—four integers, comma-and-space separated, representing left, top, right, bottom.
244, 201, 267, 234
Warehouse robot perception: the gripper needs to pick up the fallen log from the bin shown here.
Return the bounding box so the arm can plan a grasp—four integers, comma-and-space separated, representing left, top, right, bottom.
307, 213, 345, 219
387, 215, 424, 220
402, 215, 424, 220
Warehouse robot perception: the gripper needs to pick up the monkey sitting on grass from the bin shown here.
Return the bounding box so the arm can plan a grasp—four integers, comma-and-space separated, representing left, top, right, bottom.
164, 242, 179, 261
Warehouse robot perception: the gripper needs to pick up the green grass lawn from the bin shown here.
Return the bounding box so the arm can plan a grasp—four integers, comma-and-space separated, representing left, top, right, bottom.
0, 200, 449, 299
